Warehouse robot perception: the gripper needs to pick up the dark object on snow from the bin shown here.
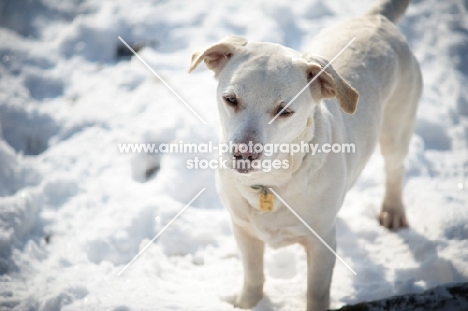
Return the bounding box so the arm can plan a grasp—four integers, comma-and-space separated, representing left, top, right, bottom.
115, 42, 144, 58
331, 282, 468, 311
44, 234, 51, 244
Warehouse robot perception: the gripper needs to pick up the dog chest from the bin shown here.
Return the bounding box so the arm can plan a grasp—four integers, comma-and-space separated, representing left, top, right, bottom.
234, 189, 312, 248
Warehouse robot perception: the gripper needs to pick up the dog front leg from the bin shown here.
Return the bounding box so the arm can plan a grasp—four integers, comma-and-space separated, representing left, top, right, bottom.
304, 229, 336, 311
232, 223, 265, 309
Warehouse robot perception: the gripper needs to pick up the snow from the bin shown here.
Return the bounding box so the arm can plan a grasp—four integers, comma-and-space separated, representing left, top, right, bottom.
0, 0, 467, 310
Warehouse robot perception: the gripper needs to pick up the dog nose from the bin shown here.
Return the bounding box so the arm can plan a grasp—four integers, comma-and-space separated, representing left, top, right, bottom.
233, 150, 260, 160
233, 143, 262, 161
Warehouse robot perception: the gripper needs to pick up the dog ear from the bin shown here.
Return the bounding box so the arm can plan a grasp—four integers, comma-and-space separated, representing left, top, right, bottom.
304, 56, 359, 114
188, 36, 247, 76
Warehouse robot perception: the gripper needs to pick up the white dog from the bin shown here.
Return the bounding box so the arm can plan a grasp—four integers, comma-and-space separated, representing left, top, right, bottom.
189, 0, 422, 310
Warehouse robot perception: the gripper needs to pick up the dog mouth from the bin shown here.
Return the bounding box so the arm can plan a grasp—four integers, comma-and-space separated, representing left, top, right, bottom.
235, 167, 257, 174
236, 168, 254, 174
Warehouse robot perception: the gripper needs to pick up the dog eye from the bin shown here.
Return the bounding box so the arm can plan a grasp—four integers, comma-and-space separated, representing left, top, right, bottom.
275, 106, 294, 117
223, 96, 238, 107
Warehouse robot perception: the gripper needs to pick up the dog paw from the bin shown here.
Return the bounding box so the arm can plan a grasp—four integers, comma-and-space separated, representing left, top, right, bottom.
232, 292, 263, 309
379, 206, 409, 230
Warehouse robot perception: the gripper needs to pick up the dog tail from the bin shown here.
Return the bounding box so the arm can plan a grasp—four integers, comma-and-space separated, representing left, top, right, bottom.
366, 0, 411, 23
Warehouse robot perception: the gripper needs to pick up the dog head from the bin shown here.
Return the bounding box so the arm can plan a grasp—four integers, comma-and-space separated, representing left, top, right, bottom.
189, 36, 358, 174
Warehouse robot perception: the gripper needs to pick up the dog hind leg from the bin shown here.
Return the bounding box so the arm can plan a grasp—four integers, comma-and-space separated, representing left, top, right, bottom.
379, 64, 422, 230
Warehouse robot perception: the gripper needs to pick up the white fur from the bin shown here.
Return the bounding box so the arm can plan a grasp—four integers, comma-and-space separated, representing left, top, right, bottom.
189, 1, 422, 310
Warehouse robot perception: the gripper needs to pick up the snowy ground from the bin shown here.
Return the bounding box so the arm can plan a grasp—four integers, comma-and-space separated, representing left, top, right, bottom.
0, 0, 467, 310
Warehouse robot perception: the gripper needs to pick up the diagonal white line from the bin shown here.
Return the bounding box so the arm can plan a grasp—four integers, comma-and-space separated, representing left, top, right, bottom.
268, 188, 357, 275
118, 36, 207, 125
117, 188, 206, 276
268, 37, 356, 124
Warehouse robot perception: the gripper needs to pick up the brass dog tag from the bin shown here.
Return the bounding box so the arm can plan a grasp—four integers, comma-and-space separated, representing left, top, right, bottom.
259, 192, 274, 212
251, 185, 274, 212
